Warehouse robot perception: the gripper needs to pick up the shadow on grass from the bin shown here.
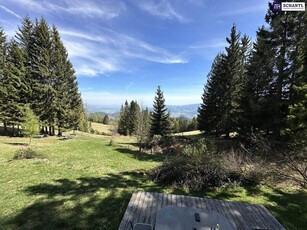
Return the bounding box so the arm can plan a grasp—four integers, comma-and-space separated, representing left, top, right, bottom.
254, 187, 307, 230
7, 171, 165, 230
115, 147, 165, 163
4, 142, 28, 146
208, 185, 307, 230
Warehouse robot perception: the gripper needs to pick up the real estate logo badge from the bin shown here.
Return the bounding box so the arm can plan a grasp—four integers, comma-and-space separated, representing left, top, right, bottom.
271, 2, 305, 11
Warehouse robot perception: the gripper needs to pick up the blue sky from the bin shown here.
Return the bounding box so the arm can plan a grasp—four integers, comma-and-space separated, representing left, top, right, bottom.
0, 0, 269, 106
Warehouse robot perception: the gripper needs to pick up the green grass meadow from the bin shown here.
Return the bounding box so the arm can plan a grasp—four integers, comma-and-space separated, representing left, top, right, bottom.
0, 134, 306, 229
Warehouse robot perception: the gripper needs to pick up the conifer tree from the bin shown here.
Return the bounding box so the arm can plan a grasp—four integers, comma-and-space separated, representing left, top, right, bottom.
136, 107, 151, 151
15, 16, 34, 104
265, 1, 307, 136
223, 24, 244, 137
240, 27, 275, 134
118, 101, 130, 135
2, 40, 27, 135
197, 53, 227, 135
103, 115, 110, 125
150, 86, 170, 137
128, 100, 140, 135
287, 33, 307, 145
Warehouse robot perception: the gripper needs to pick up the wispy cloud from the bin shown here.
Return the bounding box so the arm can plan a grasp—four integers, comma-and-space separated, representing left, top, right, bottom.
0, 5, 22, 19
135, 0, 190, 23
188, 39, 228, 50
4, 0, 126, 19
182, 39, 227, 60
126, 82, 134, 90
218, 4, 268, 17
60, 28, 187, 76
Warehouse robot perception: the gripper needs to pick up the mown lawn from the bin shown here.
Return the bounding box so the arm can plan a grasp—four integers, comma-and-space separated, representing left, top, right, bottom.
0, 134, 306, 229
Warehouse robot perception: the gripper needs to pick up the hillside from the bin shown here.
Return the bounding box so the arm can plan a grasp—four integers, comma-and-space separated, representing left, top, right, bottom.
89, 104, 199, 118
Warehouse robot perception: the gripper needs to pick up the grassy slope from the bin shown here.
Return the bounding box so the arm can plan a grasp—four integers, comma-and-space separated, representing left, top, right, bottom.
0, 134, 306, 229
90, 122, 114, 135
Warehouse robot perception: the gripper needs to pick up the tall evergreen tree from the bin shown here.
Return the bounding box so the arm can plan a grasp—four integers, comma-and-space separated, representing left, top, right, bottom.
118, 101, 130, 135
15, 15, 34, 104
240, 27, 275, 134
150, 86, 171, 137
2, 40, 27, 135
136, 107, 151, 151
265, 1, 307, 136
197, 53, 227, 135
287, 30, 307, 144
223, 24, 245, 137
32, 18, 57, 134
128, 100, 140, 135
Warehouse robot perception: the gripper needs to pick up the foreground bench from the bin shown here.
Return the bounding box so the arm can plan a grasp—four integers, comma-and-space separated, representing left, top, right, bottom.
119, 190, 285, 230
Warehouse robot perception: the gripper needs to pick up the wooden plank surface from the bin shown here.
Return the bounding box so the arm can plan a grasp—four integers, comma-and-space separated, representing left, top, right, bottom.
118, 191, 285, 230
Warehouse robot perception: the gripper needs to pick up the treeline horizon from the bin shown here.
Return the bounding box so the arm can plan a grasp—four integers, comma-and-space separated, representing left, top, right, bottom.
198, 2, 306, 143
0, 16, 87, 136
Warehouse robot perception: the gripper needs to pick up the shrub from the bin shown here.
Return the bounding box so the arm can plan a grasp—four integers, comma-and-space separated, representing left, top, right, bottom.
150, 139, 263, 190
108, 138, 114, 146
13, 148, 45, 160
151, 154, 228, 190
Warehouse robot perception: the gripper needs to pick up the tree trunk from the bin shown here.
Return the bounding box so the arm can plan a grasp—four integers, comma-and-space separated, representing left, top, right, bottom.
3, 122, 7, 134
58, 127, 62, 136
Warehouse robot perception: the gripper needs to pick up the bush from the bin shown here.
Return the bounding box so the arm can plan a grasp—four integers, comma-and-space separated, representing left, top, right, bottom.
151, 156, 227, 190
150, 139, 263, 190
13, 148, 45, 160
108, 138, 115, 146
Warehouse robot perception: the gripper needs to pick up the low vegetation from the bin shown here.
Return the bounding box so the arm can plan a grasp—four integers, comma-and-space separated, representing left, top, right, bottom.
13, 148, 45, 160
151, 139, 263, 190
0, 134, 306, 230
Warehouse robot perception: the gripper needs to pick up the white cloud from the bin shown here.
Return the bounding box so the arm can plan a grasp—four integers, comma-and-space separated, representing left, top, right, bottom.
135, 0, 190, 23
3, 0, 126, 19
181, 39, 227, 61
218, 4, 268, 16
126, 82, 134, 90
188, 39, 228, 49
0, 5, 22, 19
60, 28, 187, 76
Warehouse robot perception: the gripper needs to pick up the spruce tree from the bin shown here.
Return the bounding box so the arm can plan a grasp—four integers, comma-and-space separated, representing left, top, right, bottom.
136, 107, 151, 151
103, 115, 110, 125
118, 101, 130, 135
287, 32, 307, 145
240, 27, 275, 134
2, 40, 27, 135
51, 26, 71, 135
223, 24, 244, 137
150, 86, 170, 137
33, 18, 57, 134
128, 100, 140, 135
15, 16, 34, 104
265, 1, 307, 136
197, 53, 227, 135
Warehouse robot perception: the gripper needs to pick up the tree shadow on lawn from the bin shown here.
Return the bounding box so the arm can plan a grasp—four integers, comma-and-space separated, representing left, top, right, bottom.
4, 142, 29, 146
246, 186, 307, 230
7, 171, 165, 230
115, 147, 165, 163
208, 185, 307, 230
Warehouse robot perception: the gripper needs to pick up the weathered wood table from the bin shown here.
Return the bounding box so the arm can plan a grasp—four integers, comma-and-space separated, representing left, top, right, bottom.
118, 190, 285, 230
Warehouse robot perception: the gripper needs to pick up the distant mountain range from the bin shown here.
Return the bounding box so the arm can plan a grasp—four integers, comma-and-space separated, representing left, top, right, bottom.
88, 104, 200, 118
